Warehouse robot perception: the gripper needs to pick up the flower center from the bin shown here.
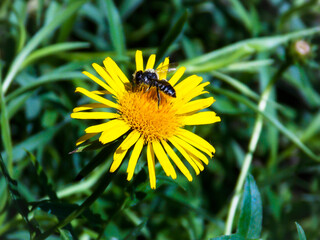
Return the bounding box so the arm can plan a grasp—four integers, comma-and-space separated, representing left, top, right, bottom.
118, 87, 183, 142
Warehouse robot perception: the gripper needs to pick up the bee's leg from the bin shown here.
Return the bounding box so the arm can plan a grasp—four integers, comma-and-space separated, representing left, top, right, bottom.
156, 86, 161, 107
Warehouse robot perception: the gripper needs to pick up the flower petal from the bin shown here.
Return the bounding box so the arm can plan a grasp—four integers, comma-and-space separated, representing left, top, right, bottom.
71, 112, 119, 119
184, 111, 221, 125
75, 87, 119, 109
135, 50, 144, 71
82, 71, 116, 96
104, 57, 129, 83
168, 137, 200, 175
127, 136, 144, 180
103, 58, 126, 91
161, 140, 192, 181
170, 136, 209, 165
73, 103, 111, 113
91, 90, 110, 95
75, 133, 97, 146
168, 67, 186, 86
146, 54, 156, 70
175, 75, 203, 97
85, 119, 125, 133
177, 97, 215, 115
99, 121, 131, 144
176, 128, 215, 156
110, 130, 141, 172
92, 63, 124, 97
158, 57, 170, 80
152, 141, 176, 179
147, 142, 156, 189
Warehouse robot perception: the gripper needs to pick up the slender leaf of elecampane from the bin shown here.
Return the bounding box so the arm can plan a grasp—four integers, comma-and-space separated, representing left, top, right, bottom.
6, 72, 85, 103
21, 42, 90, 68
1, 121, 66, 162
0, 154, 41, 236
26, 151, 58, 201
0, 72, 13, 174
2, 0, 87, 94
295, 222, 307, 240
229, 0, 252, 33
119, 0, 143, 19
57, 13, 77, 43
183, 27, 320, 68
210, 234, 245, 240
73, 142, 117, 181
7, 92, 33, 119
123, 219, 147, 240
34, 165, 120, 240
237, 175, 262, 238
16, 14, 27, 53
156, 11, 188, 64
211, 87, 320, 162
36, 0, 44, 26
221, 59, 273, 73
59, 229, 73, 240
103, 0, 126, 57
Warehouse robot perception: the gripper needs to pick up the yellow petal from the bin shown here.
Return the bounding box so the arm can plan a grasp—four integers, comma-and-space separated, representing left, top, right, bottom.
174, 82, 210, 106
158, 57, 170, 80
82, 71, 116, 96
152, 141, 176, 179
127, 136, 144, 180
161, 140, 192, 181
103, 58, 126, 91
85, 119, 125, 133
184, 111, 221, 125
177, 128, 215, 156
99, 121, 131, 144
146, 54, 156, 70
104, 57, 129, 83
71, 112, 119, 119
135, 50, 144, 71
110, 130, 141, 172
177, 97, 215, 115
73, 103, 110, 113
92, 63, 123, 97
175, 75, 203, 96
168, 67, 186, 86
168, 137, 200, 175
91, 90, 110, 95
76, 133, 97, 146
75, 87, 119, 109
147, 142, 156, 189
170, 136, 209, 165
190, 155, 204, 171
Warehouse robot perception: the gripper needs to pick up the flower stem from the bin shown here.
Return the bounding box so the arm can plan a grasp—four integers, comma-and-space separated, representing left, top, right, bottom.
224, 62, 290, 234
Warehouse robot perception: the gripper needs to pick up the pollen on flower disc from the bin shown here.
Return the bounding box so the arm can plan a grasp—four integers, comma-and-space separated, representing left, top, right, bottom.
118, 88, 183, 142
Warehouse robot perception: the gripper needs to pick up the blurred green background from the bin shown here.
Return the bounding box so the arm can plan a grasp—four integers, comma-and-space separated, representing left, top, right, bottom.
1, 0, 320, 239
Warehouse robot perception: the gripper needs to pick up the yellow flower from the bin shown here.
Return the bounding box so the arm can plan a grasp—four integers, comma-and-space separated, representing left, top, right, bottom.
71, 50, 221, 189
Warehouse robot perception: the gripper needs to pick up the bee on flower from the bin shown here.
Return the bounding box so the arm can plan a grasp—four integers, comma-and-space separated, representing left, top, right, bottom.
71, 50, 221, 189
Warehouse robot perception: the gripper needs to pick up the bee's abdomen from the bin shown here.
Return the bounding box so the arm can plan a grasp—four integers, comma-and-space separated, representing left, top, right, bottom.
158, 80, 176, 98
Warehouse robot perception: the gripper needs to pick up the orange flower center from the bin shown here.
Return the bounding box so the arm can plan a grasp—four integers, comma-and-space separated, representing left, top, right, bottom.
118, 87, 183, 142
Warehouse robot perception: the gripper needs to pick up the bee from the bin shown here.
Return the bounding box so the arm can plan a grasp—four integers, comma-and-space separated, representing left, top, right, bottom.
132, 63, 177, 106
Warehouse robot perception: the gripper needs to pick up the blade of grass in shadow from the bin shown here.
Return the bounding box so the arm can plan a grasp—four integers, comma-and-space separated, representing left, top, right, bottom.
0, 153, 41, 237
183, 27, 320, 70
2, 0, 87, 94
156, 10, 188, 64
34, 163, 121, 240
21, 42, 90, 68
103, 0, 126, 59
211, 87, 320, 162
295, 222, 307, 240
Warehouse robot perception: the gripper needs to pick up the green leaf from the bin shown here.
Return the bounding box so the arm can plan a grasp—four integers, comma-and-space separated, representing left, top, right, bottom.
295, 222, 307, 240
156, 10, 188, 64
0, 154, 41, 236
210, 234, 245, 240
2, 0, 87, 94
237, 175, 262, 239
21, 42, 90, 68
103, 0, 126, 57
59, 229, 73, 240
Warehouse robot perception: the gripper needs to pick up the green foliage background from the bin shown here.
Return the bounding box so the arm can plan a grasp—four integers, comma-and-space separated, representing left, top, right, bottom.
1, 0, 320, 239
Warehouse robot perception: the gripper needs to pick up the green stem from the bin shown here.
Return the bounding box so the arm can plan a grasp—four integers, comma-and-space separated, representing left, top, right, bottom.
224, 62, 290, 234
34, 164, 119, 240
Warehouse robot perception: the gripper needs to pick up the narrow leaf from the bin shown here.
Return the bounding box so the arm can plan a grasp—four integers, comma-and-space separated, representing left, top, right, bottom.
295, 222, 307, 240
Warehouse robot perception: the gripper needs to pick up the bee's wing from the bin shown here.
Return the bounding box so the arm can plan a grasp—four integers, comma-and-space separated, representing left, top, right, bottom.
156, 63, 178, 74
